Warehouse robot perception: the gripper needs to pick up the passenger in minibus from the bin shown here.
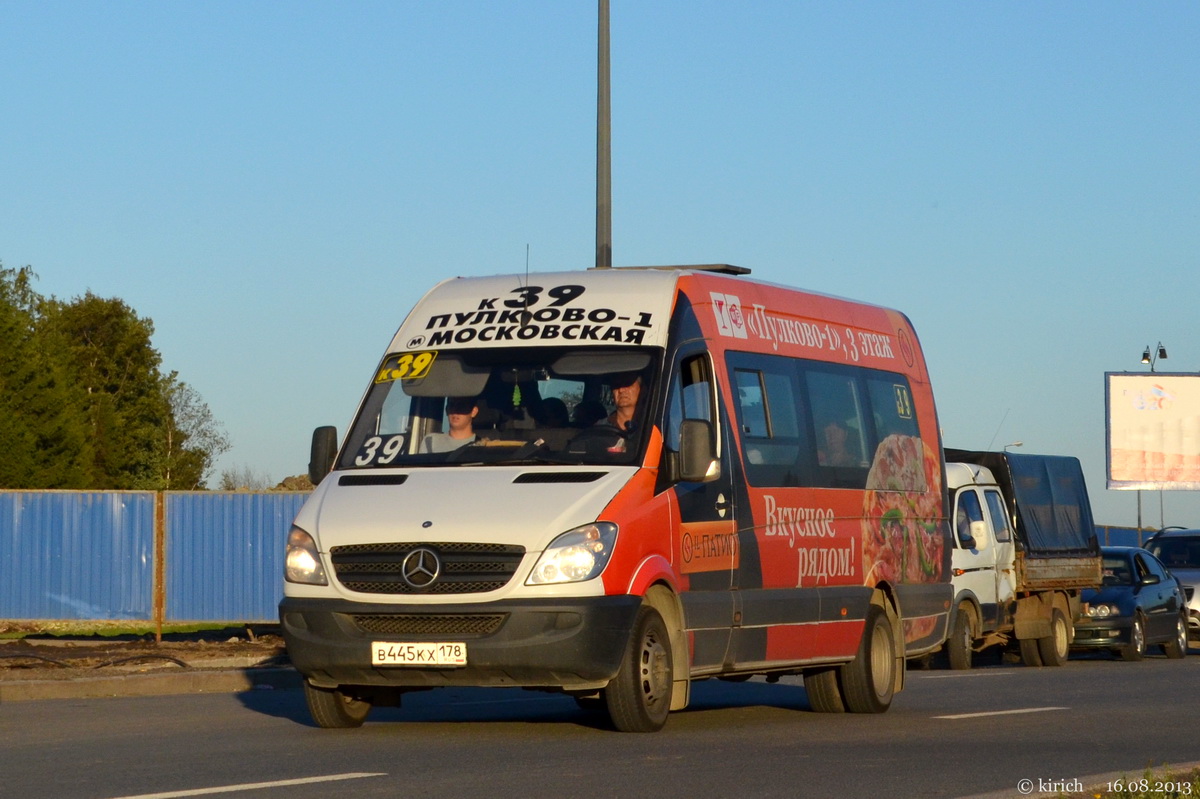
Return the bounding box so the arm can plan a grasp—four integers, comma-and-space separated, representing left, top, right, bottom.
818, 420, 858, 467
421, 396, 480, 453
571, 400, 607, 428
539, 397, 570, 428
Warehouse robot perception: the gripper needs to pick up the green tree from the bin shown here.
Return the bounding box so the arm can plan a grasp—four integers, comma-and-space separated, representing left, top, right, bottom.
39, 291, 173, 489
0, 265, 89, 488
163, 376, 231, 489
0, 266, 230, 490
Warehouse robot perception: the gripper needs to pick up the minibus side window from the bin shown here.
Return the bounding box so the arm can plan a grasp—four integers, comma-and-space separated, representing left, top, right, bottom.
865, 376, 919, 440
806, 370, 871, 485
731, 362, 809, 487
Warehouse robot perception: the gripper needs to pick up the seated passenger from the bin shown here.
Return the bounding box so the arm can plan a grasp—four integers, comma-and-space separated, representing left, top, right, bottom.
539, 397, 570, 428
817, 420, 857, 467
421, 397, 480, 453
571, 399, 607, 428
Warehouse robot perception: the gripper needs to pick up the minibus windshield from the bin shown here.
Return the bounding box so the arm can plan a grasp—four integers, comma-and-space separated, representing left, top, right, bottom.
338, 346, 658, 469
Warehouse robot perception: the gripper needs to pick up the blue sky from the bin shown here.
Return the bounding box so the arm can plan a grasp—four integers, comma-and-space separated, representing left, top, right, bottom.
2, 2, 1197, 527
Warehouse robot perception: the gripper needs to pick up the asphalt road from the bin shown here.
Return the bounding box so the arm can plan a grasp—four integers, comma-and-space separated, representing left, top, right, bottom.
3, 651, 1198, 799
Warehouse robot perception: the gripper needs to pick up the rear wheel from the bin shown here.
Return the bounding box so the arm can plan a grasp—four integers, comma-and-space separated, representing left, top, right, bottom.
604, 605, 673, 732
839, 604, 896, 713
303, 680, 372, 728
1019, 637, 1044, 667
946, 605, 974, 670
1120, 614, 1146, 662
803, 668, 845, 713
1163, 613, 1188, 659
1036, 608, 1071, 667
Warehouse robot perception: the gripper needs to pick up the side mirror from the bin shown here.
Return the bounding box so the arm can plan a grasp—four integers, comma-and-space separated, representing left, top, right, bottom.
1141, 573, 1161, 586
309, 426, 338, 485
677, 419, 719, 483
969, 520, 990, 549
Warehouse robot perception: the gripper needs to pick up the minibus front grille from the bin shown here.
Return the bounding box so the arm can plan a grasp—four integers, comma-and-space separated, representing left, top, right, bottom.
330, 542, 526, 595
351, 613, 507, 636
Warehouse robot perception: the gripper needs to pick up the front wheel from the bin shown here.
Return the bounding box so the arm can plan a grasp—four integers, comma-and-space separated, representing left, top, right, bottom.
946, 605, 974, 670
1036, 608, 1071, 667
604, 605, 674, 732
303, 680, 372, 728
1120, 614, 1146, 662
1163, 613, 1188, 659
839, 604, 896, 713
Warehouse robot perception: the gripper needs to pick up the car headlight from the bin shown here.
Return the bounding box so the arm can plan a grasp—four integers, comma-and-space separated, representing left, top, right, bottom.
285, 526, 329, 585
1084, 603, 1120, 618
526, 523, 618, 585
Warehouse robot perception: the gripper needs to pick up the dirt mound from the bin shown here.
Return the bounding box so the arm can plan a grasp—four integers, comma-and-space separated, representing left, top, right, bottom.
0, 631, 288, 682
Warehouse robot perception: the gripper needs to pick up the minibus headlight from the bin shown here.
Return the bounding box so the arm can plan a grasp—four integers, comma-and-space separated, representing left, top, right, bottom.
285, 526, 329, 585
526, 523, 618, 585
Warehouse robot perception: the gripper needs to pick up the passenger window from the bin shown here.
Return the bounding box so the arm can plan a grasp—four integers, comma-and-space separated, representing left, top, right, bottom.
983, 490, 1012, 542
806, 370, 870, 484
730, 361, 809, 487
734, 369, 768, 437
866, 378, 919, 440
1138, 553, 1167, 582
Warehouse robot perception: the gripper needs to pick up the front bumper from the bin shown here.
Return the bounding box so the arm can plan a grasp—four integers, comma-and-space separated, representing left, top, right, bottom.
280, 594, 642, 691
1072, 618, 1133, 649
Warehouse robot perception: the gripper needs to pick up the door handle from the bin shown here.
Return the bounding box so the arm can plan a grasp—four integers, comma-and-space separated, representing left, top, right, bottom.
714, 492, 731, 518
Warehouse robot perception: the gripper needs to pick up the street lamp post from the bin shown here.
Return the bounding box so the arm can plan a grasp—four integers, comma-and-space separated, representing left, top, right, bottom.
1136, 342, 1169, 535
1141, 342, 1168, 372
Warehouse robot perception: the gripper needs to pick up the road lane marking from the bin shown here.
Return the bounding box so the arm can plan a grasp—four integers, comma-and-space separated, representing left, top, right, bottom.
934, 706, 1068, 720
109, 772, 387, 799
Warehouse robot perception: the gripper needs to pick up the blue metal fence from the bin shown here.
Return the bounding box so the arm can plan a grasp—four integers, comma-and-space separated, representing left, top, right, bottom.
0, 491, 308, 625
0, 491, 156, 621
0, 488, 1158, 626
1095, 525, 1151, 548
165, 492, 309, 623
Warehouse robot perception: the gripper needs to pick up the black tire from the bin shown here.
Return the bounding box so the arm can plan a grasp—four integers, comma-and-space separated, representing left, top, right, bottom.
574, 696, 606, 712
1019, 637, 1044, 667
1036, 608, 1071, 667
947, 605, 974, 670
1163, 613, 1188, 659
604, 605, 673, 732
839, 604, 896, 714
303, 680, 371, 728
1120, 614, 1146, 662
803, 668, 845, 713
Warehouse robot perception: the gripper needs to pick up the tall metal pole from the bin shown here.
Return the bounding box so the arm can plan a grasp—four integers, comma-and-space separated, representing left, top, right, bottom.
595, 0, 612, 268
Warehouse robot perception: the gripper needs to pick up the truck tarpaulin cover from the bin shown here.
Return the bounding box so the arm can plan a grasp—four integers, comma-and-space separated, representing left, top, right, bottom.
945, 450, 1097, 553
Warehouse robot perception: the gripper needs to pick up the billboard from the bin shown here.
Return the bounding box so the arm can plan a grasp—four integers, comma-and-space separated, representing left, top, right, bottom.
1106, 372, 1200, 490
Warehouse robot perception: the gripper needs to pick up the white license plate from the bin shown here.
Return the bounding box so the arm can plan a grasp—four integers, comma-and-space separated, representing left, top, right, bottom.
371, 641, 467, 667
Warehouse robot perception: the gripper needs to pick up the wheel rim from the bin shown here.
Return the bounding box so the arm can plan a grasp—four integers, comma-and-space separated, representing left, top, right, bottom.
1053, 614, 1069, 659
1177, 617, 1188, 653
869, 617, 893, 698
639, 628, 670, 707
1132, 618, 1145, 654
